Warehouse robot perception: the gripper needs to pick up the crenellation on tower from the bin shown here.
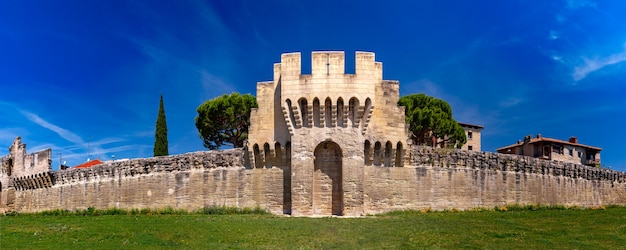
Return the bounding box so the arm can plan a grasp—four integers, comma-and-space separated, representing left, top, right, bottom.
311, 51, 345, 76
355, 51, 376, 76
273, 63, 282, 83
279, 52, 301, 80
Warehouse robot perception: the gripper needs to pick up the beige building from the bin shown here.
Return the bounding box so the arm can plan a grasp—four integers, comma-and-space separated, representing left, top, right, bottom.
497, 135, 601, 167
247, 51, 409, 216
430, 122, 483, 151
459, 122, 484, 151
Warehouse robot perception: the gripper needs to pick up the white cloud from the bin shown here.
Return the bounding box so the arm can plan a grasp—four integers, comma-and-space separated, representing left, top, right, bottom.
573, 43, 626, 81
90, 144, 148, 157
499, 97, 523, 108
28, 143, 57, 153
133, 130, 154, 138
200, 70, 236, 97
556, 14, 566, 23
0, 128, 25, 142
20, 110, 84, 144
403, 79, 448, 100
549, 30, 559, 40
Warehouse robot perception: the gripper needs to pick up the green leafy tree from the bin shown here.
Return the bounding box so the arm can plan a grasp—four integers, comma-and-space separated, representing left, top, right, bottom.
154, 94, 169, 156
398, 93, 466, 148
195, 92, 258, 150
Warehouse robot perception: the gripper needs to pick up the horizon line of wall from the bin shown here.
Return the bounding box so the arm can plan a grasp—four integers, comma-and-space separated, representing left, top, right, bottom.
3, 146, 625, 215
7, 146, 625, 192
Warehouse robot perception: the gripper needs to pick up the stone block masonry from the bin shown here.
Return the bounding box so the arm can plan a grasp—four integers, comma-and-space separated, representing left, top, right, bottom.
362, 147, 625, 214
9, 150, 287, 214
2, 146, 625, 215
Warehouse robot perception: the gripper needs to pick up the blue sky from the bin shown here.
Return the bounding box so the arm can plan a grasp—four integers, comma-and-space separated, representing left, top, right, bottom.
1, 0, 625, 171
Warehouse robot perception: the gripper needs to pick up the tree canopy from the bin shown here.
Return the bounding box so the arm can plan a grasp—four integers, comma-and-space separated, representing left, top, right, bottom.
398, 93, 466, 148
154, 94, 169, 156
195, 93, 258, 150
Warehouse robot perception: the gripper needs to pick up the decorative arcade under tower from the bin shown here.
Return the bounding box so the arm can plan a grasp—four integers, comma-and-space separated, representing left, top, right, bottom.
247, 51, 410, 216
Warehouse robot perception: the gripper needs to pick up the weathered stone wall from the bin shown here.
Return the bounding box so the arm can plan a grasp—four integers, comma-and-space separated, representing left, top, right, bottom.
5, 146, 625, 215
361, 146, 626, 214
1, 137, 53, 211
11, 149, 288, 214
0, 137, 52, 179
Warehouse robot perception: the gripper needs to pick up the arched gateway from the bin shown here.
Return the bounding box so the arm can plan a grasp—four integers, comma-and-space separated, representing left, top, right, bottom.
313, 141, 343, 215
247, 51, 410, 216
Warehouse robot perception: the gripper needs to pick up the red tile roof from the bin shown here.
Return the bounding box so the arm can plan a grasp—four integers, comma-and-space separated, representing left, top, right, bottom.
497, 137, 602, 151
73, 159, 103, 169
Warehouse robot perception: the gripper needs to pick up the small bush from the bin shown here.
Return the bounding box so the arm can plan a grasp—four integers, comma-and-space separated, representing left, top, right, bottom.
130, 208, 140, 215
497, 204, 590, 212
502, 204, 529, 211
198, 206, 268, 215
104, 207, 127, 215
9, 204, 623, 217
470, 207, 494, 212
158, 207, 175, 215
140, 208, 151, 215
40, 209, 73, 216
495, 206, 508, 212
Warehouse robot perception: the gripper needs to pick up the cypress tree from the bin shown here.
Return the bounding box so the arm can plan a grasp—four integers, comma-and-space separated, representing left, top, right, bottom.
154, 94, 169, 156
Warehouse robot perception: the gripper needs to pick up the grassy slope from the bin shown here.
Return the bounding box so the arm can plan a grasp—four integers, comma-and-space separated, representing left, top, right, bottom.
1, 208, 625, 249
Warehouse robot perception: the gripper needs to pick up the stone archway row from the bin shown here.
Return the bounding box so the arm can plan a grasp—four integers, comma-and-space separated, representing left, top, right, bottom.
250, 141, 292, 169
364, 140, 405, 167
283, 97, 374, 135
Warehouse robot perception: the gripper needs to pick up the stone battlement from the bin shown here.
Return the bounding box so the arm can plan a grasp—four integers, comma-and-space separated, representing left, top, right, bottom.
410, 146, 625, 183
52, 149, 244, 186
277, 51, 381, 78
2, 144, 625, 214
275, 51, 385, 103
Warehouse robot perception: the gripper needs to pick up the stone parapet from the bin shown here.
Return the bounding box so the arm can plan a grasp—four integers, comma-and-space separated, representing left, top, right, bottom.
409, 146, 625, 183
52, 149, 245, 186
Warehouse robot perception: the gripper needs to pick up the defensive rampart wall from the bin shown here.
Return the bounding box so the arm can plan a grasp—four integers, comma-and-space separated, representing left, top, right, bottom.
10, 149, 287, 214
4, 147, 625, 215
362, 147, 625, 214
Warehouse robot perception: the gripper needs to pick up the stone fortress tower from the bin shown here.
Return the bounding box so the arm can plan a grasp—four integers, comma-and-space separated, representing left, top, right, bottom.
247, 51, 409, 216
0, 137, 52, 211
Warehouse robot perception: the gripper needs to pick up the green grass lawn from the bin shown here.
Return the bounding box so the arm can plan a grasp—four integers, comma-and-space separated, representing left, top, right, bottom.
2, 207, 625, 249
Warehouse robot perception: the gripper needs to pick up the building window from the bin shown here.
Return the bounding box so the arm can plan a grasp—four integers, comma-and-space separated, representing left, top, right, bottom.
468, 132, 473, 140
578, 152, 582, 158
568, 148, 573, 156
468, 145, 473, 151
543, 145, 550, 157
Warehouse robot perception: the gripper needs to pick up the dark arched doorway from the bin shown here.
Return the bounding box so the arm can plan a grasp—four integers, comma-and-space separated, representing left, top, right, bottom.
313, 141, 343, 215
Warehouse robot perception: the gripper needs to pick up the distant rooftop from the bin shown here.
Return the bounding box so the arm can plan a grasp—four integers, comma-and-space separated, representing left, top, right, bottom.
458, 122, 484, 130
73, 159, 103, 169
497, 135, 602, 152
